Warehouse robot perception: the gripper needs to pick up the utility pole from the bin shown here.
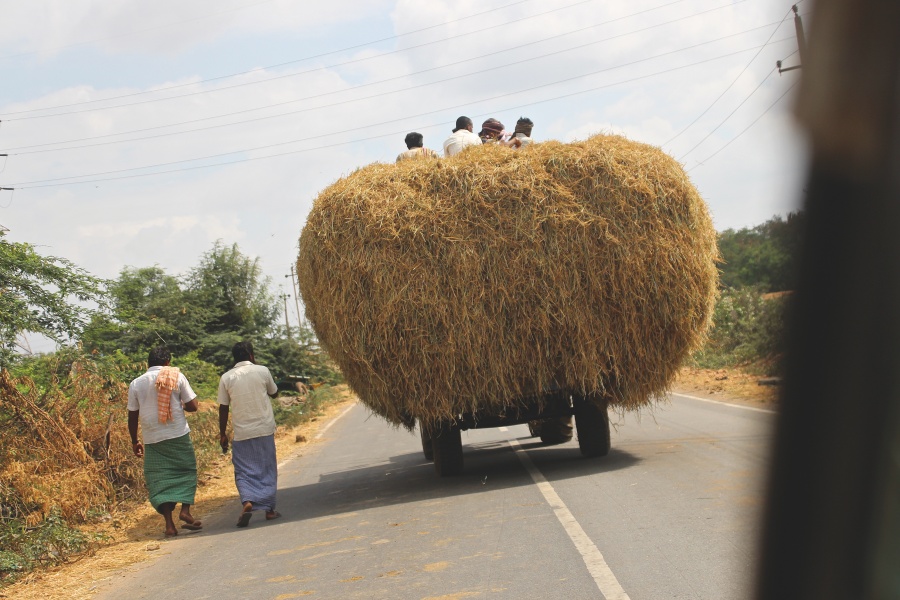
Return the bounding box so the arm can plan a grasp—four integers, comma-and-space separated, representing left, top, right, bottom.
280, 292, 292, 341
777, 5, 806, 74
285, 264, 303, 328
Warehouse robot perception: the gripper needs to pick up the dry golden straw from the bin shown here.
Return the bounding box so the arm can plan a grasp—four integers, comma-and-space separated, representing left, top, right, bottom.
298, 134, 719, 427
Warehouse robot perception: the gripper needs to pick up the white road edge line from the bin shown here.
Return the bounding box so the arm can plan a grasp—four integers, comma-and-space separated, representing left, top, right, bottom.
314, 402, 358, 440
669, 392, 776, 414
276, 402, 358, 469
508, 438, 631, 600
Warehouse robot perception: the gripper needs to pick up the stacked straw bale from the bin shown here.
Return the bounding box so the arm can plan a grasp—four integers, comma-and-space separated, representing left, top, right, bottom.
297, 134, 719, 427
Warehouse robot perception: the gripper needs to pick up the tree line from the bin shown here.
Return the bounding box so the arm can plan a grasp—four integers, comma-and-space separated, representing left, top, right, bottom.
1, 210, 804, 380
0, 234, 336, 392
696, 210, 805, 373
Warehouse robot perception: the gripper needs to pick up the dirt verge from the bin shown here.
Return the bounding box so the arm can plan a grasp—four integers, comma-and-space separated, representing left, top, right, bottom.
1, 388, 358, 600
671, 366, 780, 409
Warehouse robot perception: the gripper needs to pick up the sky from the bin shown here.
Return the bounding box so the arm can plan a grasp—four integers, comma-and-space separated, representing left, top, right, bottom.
0, 0, 808, 344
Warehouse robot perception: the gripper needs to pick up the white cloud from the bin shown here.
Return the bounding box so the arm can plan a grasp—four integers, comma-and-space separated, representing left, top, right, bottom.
3, 0, 808, 292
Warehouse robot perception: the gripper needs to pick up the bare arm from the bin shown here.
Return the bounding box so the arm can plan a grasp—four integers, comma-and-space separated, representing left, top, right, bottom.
183, 397, 199, 412
218, 404, 230, 453
128, 410, 143, 457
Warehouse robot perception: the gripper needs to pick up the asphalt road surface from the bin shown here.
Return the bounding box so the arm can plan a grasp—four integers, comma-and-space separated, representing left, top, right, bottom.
96, 394, 774, 600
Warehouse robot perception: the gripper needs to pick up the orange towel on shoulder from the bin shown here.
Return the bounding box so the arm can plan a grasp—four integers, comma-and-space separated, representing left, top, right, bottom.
155, 367, 181, 424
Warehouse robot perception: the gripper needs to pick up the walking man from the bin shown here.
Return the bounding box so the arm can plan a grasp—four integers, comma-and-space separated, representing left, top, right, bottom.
218, 340, 282, 527
128, 346, 203, 537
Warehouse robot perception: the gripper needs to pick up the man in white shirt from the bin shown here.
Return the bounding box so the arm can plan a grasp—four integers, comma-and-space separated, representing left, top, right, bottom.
128, 346, 202, 537
507, 116, 535, 149
442, 116, 483, 157
218, 340, 281, 527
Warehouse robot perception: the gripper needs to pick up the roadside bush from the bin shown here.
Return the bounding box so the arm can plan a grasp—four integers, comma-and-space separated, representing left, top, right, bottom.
0, 351, 219, 587
0, 509, 99, 585
272, 385, 341, 430
691, 287, 788, 374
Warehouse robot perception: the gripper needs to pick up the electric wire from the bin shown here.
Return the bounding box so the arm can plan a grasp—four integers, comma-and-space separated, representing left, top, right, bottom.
688, 80, 798, 170
4, 0, 698, 151
677, 67, 776, 161
663, 4, 797, 147
0, 0, 602, 119
9, 39, 793, 189
8, 2, 768, 157
0, 0, 539, 107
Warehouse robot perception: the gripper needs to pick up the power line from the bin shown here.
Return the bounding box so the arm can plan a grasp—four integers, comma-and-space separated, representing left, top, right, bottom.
8, 1, 767, 157
0, 0, 600, 120
677, 67, 777, 161
7, 0, 700, 154
688, 80, 798, 170
663, 4, 799, 148
9, 40, 794, 189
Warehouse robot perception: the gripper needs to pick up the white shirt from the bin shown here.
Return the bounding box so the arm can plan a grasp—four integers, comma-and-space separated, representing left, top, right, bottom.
510, 133, 534, 148
217, 361, 278, 441
443, 129, 482, 157
127, 366, 196, 445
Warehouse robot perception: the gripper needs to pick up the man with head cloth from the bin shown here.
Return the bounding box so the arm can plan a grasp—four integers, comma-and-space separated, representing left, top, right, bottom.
478, 118, 507, 144
508, 117, 535, 148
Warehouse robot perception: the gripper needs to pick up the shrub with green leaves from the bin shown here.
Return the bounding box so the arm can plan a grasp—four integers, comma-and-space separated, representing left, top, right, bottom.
691, 287, 788, 374
0, 509, 97, 585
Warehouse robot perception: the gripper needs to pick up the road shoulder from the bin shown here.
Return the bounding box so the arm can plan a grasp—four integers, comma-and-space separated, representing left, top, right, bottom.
2, 391, 358, 600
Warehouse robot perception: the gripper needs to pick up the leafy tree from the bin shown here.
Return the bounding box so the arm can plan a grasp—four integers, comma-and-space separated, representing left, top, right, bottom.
718, 211, 806, 292
78, 241, 338, 385
0, 231, 105, 366
187, 241, 277, 367
82, 266, 211, 358
189, 241, 276, 335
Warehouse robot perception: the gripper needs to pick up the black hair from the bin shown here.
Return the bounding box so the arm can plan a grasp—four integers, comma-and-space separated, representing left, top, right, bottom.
404, 132, 424, 149
453, 116, 473, 132
517, 117, 534, 127
148, 346, 171, 367
232, 340, 254, 363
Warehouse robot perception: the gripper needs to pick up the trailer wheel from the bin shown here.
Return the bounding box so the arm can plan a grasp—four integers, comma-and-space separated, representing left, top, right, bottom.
539, 416, 574, 445
527, 420, 542, 437
419, 423, 434, 461
432, 425, 463, 476
574, 395, 611, 457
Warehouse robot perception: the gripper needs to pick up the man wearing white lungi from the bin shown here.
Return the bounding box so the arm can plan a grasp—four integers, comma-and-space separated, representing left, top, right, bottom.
218, 340, 281, 527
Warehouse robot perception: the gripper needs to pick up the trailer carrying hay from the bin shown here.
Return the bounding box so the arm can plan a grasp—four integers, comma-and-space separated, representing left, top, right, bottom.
297, 134, 718, 428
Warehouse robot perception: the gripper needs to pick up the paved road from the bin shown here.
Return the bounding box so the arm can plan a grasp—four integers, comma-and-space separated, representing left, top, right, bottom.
96, 394, 774, 600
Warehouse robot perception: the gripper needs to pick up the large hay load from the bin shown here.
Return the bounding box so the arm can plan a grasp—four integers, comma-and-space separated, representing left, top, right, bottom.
298, 134, 718, 470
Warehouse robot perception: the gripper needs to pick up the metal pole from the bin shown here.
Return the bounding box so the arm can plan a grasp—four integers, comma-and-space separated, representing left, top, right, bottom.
289, 264, 303, 328
281, 293, 292, 341
793, 5, 807, 65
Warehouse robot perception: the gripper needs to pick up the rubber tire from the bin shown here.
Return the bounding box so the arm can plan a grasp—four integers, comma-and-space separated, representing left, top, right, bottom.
574, 396, 611, 457
539, 416, 574, 445
432, 426, 464, 476
527, 420, 542, 437
420, 424, 434, 461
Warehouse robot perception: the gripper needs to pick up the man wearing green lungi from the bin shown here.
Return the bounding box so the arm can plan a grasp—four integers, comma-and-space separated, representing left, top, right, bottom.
128, 346, 203, 537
